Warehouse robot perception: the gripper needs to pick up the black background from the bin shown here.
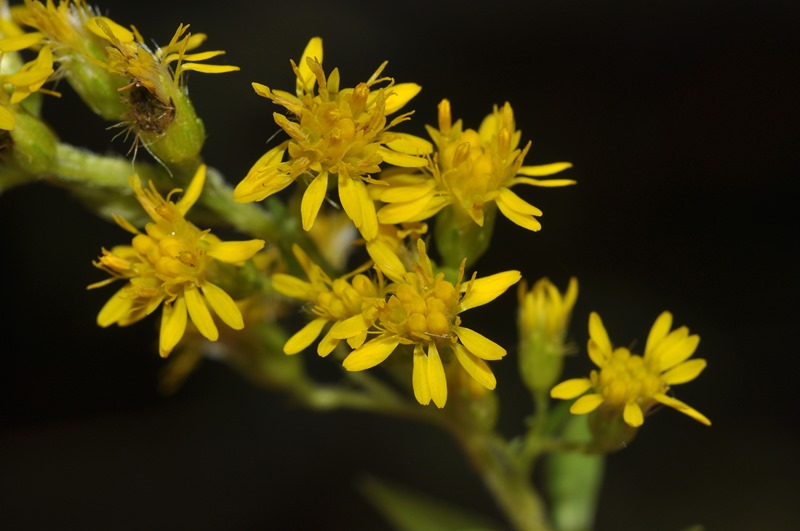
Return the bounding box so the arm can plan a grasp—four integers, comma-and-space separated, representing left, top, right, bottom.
1, 1, 798, 530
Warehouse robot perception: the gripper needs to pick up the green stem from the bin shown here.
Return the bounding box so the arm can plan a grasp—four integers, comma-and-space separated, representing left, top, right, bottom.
53, 142, 161, 187
450, 427, 552, 531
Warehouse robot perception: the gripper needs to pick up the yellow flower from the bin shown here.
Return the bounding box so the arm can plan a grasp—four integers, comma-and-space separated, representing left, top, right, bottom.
375, 99, 575, 231
343, 239, 520, 408
88, 164, 265, 357
551, 311, 710, 427
233, 37, 432, 240
271, 244, 386, 357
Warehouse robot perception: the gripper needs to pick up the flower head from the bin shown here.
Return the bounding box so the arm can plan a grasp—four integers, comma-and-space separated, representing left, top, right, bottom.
88, 164, 265, 357
233, 37, 432, 240
375, 99, 575, 231
551, 311, 710, 427
271, 244, 386, 357
343, 239, 520, 408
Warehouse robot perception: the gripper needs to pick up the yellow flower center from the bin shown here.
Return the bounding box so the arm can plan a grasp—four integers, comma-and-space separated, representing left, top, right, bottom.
592, 348, 665, 407
381, 270, 460, 343
314, 274, 378, 320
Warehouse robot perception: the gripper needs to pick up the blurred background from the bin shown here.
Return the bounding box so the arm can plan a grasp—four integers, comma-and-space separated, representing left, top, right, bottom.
1, 0, 797, 529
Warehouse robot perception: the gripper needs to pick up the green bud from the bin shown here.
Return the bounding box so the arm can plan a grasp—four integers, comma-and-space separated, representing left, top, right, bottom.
65, 51, 129, 120
129, 82, 205, 167
517, 277, 578, 394
434, 202, 497, 269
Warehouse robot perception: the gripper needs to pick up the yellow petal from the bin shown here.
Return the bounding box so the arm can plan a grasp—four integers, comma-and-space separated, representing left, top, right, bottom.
0, 105, 15, 130
297, 37, 323, 94
453, 343, 496, 390
653, 393, 711, 426
384, 133, 433, 156
512, 176, 576, 188
587, 339, 610, 368
497, 188, 542, 216
284, 318, 327, 355
366, 240, 406, 283
459, 270, 521, 311
317, 328, 341, 357
175, 164, 206, 214
338, 173, 362, 228
178, 63, 240, 75
88, 16, 135, 43
588, 312, 612, 357
301, 171, 329, 231
271, 273, 315, 300
207, 239, 265, 263
383, 83, 421, 115
570, 393, 604, 414
455, 326, 506, 360
412, 344, 431, 406
233, 144, 290, 203
329, 313, 370, 339
427, 342, 447, 408
342, 335, 399, 371
202, 282, 243, 330
377, 147, 429, 168
378, 179, 435, 203
96, 287, 133, 327
356, 180, 379, 240
645, 311, 673, 354
516, 162, 573, 177
656, 333, 700, 372
0, 32, 43, 52
159, 296, 187, 357
623, 402, 644, 427
662, 358, 707, 385
496, 194, 542, 232
376, 193, 441, 224
184, 284, 218, 341
550, 378, 592, 399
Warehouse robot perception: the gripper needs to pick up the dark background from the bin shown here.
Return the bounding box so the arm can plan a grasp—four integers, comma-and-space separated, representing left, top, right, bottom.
2, 1, 798, 529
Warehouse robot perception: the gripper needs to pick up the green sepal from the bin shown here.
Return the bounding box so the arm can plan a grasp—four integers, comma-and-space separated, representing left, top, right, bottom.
434, 202, 497, 270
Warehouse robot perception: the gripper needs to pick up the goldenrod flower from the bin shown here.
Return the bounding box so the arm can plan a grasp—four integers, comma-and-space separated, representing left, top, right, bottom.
375, 99, 575, 231
233, 37, 431, 240
271, 244, 386, 357
343, 239, 520, 408
88, 164, 265, 357
551, 311, 710, 427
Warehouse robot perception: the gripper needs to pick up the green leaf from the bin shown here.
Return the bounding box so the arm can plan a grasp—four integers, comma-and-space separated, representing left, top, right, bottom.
357, 475, 502, 531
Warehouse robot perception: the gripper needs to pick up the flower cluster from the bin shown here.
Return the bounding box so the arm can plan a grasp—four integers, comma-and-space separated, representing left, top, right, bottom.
274, 237, 520, 408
